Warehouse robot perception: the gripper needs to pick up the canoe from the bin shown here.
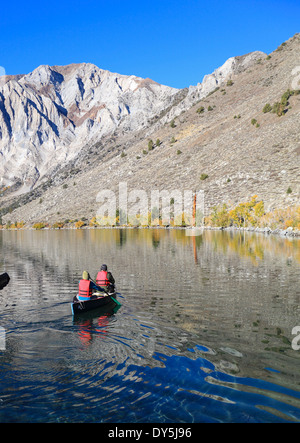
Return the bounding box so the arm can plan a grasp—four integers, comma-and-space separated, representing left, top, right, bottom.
0, 272, 10, 290
72, 298, 121, 322
71, 292, 120, 316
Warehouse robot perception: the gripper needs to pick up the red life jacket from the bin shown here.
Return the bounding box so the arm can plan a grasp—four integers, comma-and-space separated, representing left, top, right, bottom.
96, 270, 109, 286
78, 279, 92, 299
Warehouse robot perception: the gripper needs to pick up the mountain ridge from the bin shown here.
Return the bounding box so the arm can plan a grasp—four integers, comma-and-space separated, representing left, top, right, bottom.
0, 50, 266, 193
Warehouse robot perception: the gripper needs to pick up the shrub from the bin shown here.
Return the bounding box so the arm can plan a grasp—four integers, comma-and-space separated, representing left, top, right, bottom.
258, 205, 300, 230
205, 198, 300, 231
52, 221, 64, 229
230, 196, 264, 227
272, 102, 283, 116
210, 204, 230, 227
33, 222, 46, 230
148, 139, 154, 151
196, 106, 205, 114
253, 200, 265, 218
270, 90, 300, 117
200, 173, 209, 180
176, 149, 182, 155
281, 90, 291, 107
276, 42, 287, 51
227, 80, 234, 86
287, 187, 292, 194
263, 103, 272, 113
89, 217, 98, 227
6, 221, 11, 228
75, 220, 85, 229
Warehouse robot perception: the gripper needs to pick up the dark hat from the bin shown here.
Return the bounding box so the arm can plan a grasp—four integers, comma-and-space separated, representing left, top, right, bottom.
101, 264, 107, 271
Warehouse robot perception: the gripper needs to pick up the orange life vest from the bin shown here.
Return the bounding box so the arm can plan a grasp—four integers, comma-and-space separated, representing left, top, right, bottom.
78, 279, 92, 299
96, 270, 109, 286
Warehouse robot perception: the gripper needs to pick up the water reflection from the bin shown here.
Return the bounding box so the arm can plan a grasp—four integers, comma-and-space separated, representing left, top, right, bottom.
74, 303, 121, 347
0, 228, 299, 422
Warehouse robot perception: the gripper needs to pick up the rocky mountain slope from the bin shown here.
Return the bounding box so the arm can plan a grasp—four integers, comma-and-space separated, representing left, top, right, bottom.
1, 34, 300, 225
0, 63, 181, 191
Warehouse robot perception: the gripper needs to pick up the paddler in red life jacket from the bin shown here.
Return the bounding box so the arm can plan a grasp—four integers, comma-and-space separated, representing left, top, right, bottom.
96, 264, 115, 292
78, 270, 104, 301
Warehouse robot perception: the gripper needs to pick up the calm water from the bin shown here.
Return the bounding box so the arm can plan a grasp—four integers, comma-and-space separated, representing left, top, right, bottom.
0, 228, 299, 423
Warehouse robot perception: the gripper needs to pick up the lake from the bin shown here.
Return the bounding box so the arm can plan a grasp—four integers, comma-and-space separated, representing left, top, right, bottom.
0, 228, 299, 423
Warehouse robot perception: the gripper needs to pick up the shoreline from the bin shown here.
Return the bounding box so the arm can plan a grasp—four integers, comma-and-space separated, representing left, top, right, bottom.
1, 224, 300, 238
200, 225, 300, 238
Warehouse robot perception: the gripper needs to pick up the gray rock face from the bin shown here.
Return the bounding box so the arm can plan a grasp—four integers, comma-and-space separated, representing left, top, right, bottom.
0, 63, 179, 190
0, 52, 265, 192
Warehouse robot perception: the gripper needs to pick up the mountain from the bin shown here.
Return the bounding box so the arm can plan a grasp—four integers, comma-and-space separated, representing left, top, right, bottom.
0, 63, 181, 191
1, 34, 299, 225
0, 52, 266, 193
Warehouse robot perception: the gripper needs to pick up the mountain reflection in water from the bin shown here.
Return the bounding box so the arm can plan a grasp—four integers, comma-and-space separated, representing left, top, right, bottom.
0, 228, 299, 423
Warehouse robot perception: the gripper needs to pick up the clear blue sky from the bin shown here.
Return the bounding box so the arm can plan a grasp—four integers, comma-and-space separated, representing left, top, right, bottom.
0, 0, 299, 89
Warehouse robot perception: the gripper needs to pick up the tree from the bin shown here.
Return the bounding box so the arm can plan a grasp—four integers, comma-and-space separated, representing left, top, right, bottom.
253, 200, 265, 218
148, 139, 154, 151
229, 195, 261, 227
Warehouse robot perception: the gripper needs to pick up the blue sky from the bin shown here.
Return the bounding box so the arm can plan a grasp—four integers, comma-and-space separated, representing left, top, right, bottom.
0, 0, 299, 88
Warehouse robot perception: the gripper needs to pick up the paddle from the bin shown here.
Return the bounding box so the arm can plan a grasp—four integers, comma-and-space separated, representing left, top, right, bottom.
110, 296, 122, 307
90, 277, 108, 294
0, 273, 10, 290
91, 277, 122, 307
